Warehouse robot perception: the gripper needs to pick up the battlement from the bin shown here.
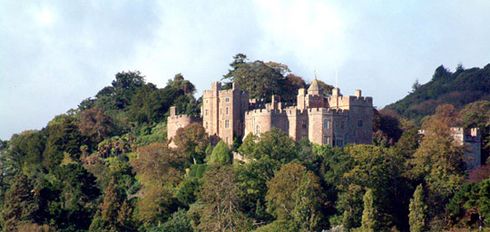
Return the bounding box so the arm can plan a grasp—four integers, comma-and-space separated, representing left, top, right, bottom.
307, 107, 348, 114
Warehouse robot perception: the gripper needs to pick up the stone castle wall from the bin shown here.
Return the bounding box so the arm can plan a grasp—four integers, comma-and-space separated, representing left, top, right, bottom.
169, 80, 374, 147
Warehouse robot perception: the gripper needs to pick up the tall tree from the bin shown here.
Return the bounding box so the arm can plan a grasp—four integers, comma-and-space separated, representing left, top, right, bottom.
409, 184, 427, 232
173, 123, 209, 164
194, 165, 250, 231
265, 162, 323, 230
1, 174, 39, 231
360, 189, 378, 232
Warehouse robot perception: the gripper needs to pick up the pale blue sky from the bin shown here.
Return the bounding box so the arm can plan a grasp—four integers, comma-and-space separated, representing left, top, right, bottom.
1, 0, 490, 140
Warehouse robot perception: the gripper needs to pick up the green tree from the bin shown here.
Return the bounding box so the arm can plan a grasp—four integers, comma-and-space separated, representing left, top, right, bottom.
193, 165, 250, 231
208, 141, 232, 165
156, 209, 192, 232
253, 128, 298, 163
360, 189, 378, 232
409, 185, 427, 232
265, 162, 323, 230
1, 174, 39, 231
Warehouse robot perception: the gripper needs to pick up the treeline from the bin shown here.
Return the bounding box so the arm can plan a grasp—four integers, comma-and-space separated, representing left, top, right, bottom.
386, 64, 490, 123
0, 57, 489, 231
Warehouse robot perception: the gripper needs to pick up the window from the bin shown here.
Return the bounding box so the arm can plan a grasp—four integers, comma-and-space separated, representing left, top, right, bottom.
341, 121, 345, 129
323, 136, 330, 144
225, 120, 229, 128
302, 121, 307, 128
358, 120, 363, 128
225, 97, 230, 102
255, 125, 260, 134
205, 109, 208, 116
323, 119, 330, 129
226, 107, 229, 115
336, 139, 344, 147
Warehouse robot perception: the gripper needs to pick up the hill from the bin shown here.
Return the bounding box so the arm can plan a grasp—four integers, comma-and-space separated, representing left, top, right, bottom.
385, 64, 490, 122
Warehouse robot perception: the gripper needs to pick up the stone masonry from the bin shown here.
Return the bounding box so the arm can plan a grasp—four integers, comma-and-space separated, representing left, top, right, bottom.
168, 79, 374, 147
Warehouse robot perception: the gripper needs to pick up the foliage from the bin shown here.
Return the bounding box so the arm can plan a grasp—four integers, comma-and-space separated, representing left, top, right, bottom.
265, 162, 323, 231
173, 123, 209, 164
208, 140, 232, 165
408, 184, 427, 232
359, 189, 378, 232
386, 64, 490, 123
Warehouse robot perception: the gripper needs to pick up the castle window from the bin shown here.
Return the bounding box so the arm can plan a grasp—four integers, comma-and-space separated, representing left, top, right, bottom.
336, 139, 344, 147
323, 119, 330, 129
302, 121, 307, 128
226, 107, 229, 115
341, 121, 345, 129
357, 120, 363, 128
225, 120, 229, 128
323, 136, 330, 144
205, 109, 208, 116
205, 122, 208, 128
255, 125, 260, 135
226, 97, 230, 102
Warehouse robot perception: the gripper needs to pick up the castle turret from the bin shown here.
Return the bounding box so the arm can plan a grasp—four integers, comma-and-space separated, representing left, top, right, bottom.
308, 79, 322, 96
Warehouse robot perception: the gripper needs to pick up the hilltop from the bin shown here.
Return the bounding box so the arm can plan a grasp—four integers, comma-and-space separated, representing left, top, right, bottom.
385, 64, 490, 122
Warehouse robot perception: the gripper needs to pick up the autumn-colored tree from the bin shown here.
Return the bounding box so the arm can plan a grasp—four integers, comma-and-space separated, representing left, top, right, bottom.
410, 105, 465, 217
173, 123, 209, 164
89, 179, 132, 232
409, 184, 427, 232
131, 143, 185, 224
79, 107, 115, 144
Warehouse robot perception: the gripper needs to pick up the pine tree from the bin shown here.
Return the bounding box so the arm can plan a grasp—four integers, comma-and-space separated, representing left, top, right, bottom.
409, 185, 427, 232
360, 189, 377, 232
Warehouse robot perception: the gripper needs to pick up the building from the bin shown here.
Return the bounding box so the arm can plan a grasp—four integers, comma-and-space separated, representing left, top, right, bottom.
168, 79, 374, 147
418, 127, 482, 170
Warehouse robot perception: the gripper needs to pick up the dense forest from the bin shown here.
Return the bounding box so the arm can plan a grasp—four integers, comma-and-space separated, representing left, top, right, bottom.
0, 56, 489, 232
385, 64, 490, 123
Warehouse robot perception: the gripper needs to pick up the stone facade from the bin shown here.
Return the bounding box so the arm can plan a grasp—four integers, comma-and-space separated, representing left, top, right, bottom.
451, 127, 482, 169
168, 79, 374, 147
167, 106, 201, 147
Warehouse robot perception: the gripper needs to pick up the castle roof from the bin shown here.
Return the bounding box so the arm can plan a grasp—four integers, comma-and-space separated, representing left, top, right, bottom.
308, 79, 321, 94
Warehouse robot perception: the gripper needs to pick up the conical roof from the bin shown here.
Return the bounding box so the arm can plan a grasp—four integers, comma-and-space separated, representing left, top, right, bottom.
308, 79, 320, 93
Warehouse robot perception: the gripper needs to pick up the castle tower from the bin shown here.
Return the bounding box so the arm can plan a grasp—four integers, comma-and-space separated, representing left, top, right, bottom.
202, 82, 248, 145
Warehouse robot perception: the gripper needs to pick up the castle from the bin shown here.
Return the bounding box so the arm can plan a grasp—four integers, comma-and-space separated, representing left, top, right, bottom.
168, 79, 374, 147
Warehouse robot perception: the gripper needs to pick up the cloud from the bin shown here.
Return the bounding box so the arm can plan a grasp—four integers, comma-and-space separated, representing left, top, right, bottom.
1, 1, 490, 140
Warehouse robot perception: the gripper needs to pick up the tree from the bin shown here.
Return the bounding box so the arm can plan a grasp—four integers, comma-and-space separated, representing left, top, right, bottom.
157, 209, 192, 232
173, 123, 209, 164
194, 165, 250, 231
265, 162, 323, 230
409, 104, 465, 219
89, 178, 133, 232
409, 184, 427, 232
1, 174, 39, 231
131, 143, 185, 224
360, 189, 378, 232
79, 107, 116, 144
253, 128, 298, 163
208, 141, 232, 165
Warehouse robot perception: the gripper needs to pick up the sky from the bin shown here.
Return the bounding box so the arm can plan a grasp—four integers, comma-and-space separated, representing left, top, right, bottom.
1, 0, 490, 140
